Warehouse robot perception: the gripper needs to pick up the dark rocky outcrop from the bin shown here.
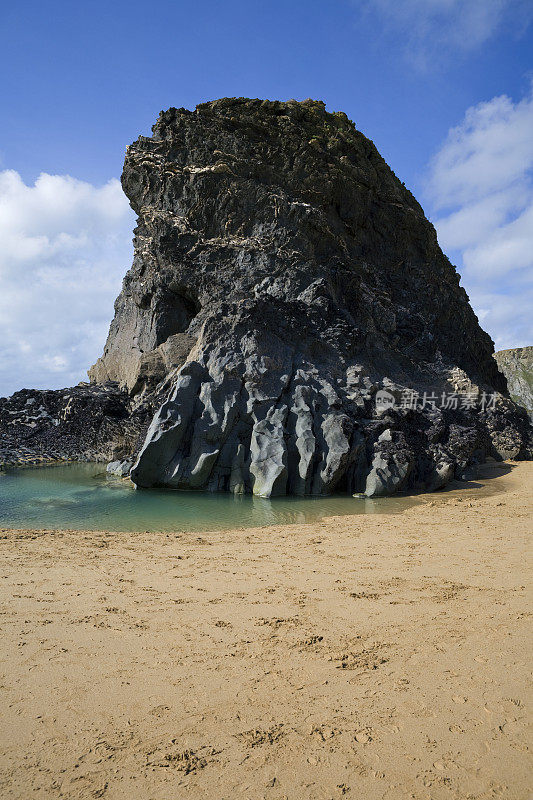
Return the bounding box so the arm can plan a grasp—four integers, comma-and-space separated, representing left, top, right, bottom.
2, 98, 531, 494
0, 383, 144, 468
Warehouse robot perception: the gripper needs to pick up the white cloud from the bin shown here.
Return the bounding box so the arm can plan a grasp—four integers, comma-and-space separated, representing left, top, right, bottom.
426, 81, 533, 351
359, 0, 532, 66
0, 170, 135, 397
429, 89, 533, 208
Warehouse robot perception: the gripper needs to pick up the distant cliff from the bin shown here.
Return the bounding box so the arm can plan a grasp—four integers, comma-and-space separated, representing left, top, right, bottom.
494, 347, 533, 419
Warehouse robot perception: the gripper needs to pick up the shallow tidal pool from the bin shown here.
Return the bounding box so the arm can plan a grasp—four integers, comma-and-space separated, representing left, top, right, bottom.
0, 462, 415, 533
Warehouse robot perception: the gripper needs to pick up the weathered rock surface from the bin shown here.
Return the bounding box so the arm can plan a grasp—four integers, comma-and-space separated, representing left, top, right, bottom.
2, 98, 531, 493
494, 347, 533, 420
87, 98, 531, 496
0, 384, 147, 469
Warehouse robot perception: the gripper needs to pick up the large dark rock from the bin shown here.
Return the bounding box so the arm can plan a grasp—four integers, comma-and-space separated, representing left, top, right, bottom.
2, 98, 531, 492
0, 383, 146, 467
87, 98, 530, 496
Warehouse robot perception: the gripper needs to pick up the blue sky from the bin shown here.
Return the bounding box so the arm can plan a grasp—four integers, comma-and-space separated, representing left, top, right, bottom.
0, 0, 532, 394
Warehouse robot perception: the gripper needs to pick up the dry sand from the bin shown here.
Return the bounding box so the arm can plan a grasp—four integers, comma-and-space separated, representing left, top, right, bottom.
0, 461, 531, 800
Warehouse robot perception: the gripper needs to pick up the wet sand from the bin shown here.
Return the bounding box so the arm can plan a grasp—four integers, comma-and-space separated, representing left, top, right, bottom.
0, 461, 531, 799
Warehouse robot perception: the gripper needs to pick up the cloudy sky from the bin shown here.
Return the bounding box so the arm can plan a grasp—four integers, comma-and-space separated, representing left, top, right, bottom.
0, 0, 532, 396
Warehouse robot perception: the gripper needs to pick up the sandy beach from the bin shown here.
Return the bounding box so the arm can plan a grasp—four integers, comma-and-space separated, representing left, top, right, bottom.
0, 461, 531, 800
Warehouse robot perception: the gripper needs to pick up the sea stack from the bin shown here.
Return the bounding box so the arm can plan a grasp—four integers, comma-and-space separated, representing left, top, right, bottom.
2, 98, 530, 492
87, 98, 531, 496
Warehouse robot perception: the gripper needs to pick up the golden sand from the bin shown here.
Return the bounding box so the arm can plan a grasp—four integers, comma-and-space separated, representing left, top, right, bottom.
0, 461, 531, 799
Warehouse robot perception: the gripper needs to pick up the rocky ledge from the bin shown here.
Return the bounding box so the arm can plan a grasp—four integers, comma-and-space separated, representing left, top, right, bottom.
2, 98, 531, 495
0, 383, 148, 469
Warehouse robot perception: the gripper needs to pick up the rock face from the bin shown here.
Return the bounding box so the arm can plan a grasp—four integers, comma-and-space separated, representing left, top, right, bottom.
0, 383, 143, 468
494, 347, 533, 420
86, 98, 531, 496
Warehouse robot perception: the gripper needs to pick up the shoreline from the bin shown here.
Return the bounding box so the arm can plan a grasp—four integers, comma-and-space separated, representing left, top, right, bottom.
0, 461, 531, 799
0, 460, 517, 537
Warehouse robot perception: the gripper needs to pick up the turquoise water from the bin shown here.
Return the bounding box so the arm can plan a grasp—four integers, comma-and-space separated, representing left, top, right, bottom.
0, 462, 414, 533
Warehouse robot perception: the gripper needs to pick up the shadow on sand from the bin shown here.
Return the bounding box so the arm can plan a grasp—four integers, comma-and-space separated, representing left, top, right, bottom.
434, 460, 516, 497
